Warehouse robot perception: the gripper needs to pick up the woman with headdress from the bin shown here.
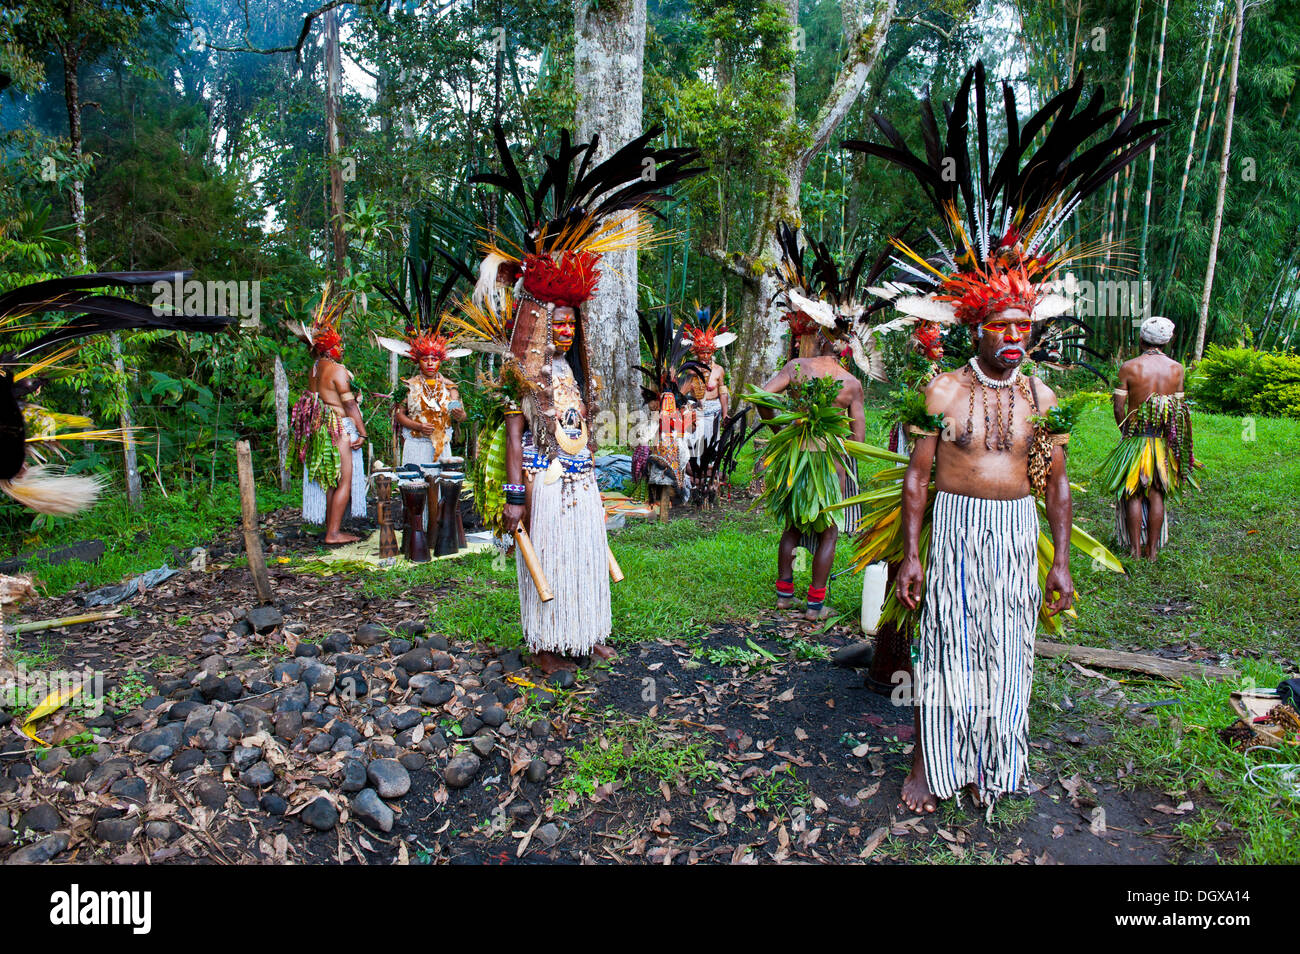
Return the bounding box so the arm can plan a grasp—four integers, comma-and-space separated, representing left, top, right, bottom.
289, 285, 368, 544
374, 258, 472, 472
455, 124, 703, 673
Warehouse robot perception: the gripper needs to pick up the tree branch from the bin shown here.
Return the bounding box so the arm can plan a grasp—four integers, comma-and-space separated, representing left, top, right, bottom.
195, 0, 373, 62
799, 0, 896, 173
702, 245, 761, 286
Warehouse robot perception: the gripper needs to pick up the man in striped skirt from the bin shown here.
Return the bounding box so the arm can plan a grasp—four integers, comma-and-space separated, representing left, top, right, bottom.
895, 307, 1075, 813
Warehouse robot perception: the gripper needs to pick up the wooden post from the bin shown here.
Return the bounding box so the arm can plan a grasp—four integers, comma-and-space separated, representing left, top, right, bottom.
274, 356, 290, 493
374, 474, 397, 558
236, 440, 274, 606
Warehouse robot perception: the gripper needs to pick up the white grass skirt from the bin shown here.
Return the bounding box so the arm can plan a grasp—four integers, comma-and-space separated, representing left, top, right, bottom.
302, 418, 366, 524
515, 469, 611, 655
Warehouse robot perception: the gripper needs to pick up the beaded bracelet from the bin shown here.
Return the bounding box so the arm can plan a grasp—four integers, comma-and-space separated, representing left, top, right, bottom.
503, 483, 526, 493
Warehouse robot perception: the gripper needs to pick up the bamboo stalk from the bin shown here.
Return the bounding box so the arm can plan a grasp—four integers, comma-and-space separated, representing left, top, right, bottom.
607, 545, 624, 583
1195, 0, 1246, 361
512, 527, 553, 602
1161, 0, 1222, 297
4, 609, 123, 635
1137, 0, 1170, 293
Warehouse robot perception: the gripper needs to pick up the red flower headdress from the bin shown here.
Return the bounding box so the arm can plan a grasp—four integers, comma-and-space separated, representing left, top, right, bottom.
287, 282, 350, 361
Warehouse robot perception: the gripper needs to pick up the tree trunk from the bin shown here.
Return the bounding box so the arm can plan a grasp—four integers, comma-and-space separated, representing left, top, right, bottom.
725, 0, 896, 394
61, 45, 141, 506
574, 0, 647, 417
1137, 0, 1169, 289
1195, 0, 1244, 361
324, 7, 347, 284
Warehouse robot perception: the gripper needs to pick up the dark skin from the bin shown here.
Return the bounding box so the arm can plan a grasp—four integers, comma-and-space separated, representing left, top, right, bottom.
756, 333, 865, 620
894, 308, 1074, 813
307, 355, 367, 544
501, 303, 615, 675
1114, 338, 1185, 561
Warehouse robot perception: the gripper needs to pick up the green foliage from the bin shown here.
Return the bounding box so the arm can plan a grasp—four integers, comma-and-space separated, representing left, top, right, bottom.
556, 714, 719, 806
890, 386, 946, 433
745, 372, 854, 533
1192, 346, 1300, 418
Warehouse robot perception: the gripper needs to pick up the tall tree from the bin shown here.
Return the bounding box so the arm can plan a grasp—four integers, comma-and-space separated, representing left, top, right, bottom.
704, 0, 895, 390
574, 0, 649, 413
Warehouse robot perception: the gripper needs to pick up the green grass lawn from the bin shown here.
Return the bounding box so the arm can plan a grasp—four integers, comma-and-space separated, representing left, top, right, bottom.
6, 395, 1298, 862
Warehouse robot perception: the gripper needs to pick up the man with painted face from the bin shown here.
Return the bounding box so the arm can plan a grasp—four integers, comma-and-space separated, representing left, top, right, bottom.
893, 298, 1074, 814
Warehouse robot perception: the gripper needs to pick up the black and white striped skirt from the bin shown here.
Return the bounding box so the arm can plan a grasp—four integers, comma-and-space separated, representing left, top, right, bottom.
917, 491, 1041, 804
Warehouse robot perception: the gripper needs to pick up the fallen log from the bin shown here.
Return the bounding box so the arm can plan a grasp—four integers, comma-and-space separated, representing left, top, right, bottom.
1035, 639, 1237, 680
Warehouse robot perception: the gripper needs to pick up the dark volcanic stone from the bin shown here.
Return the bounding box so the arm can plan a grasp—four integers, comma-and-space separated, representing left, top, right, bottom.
330, 721, 363, 743
391, 709, 422, 732
350, 788, 394, 833
460, 715, 483, 737
548, 670, 576, 690
430, 651, 453, 670
469, 735, 494, 757
322, 631, 350, 654
260, 793, 288, 816
197, 673, 224, 700
300, 796, 338, 831
293, 642, 320, 659
353, 623, 388, 647
215, 675, 244, 702
389, 639, 413, 656
307, 733, 333, 754
18, 803, 61, 832
341, 759, 368, 793
64, 757, 95, 784
399, 752, 425, 772
231, 620, 253, 638
271, 661, 302, 683
96, 817, 140, 843
831, 641, 875, 669
131, 723, 184, 753
395, 648, 433, 674
277, 682, 309, 714
246, 605, 284, 633
109, 777, 148, 803
497, 650, 524, 672
242, 762, 274, 788
396, 619, 427, 639
526, 758, 547, 783
421, 635, 449, 652
8, 832, 69, 864
234, 787, 259, 809
167, 700, 202, 722
420, 682, 455, 707
337, 671, 368, 698
443, 753, 481, 789
194, 777, 228, 810
171, 749, 205, 774
480, 705, 507, 728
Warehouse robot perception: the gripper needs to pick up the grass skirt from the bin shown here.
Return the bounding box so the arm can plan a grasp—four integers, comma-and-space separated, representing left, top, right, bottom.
917, 491, 1040, 804
516, 469, 611, 655
302, 418, 365, 524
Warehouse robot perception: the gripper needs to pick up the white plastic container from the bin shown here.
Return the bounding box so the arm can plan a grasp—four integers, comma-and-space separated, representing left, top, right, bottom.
861, 561, 888, 635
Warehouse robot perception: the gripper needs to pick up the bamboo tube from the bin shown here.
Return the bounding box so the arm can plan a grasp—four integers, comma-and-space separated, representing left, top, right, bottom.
607, 545, 624, 584
4, 608, 122, 635
512, 527, 554, 602
237, 439, 274, 605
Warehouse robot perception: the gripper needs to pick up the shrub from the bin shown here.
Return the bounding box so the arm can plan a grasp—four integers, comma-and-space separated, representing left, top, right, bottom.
1193, 346, 1300, 418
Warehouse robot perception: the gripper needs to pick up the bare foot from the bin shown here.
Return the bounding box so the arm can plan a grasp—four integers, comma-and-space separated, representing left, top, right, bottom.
804, 603, 835, 621
901, 759, 938, 814
533, 650, 578, 675
591, 644, 616, 662
776, 597, 793, 610
323, 532, 360, 544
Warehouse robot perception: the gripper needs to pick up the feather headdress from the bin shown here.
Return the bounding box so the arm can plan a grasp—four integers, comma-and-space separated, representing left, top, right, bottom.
772, 222, 891, 381
844, 60, 1168, 332
682, 304, 736, 357
287, 282, 352, 360
470, 124, 705, 311
374, 255, 474, 363
0, 270, 235, 512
